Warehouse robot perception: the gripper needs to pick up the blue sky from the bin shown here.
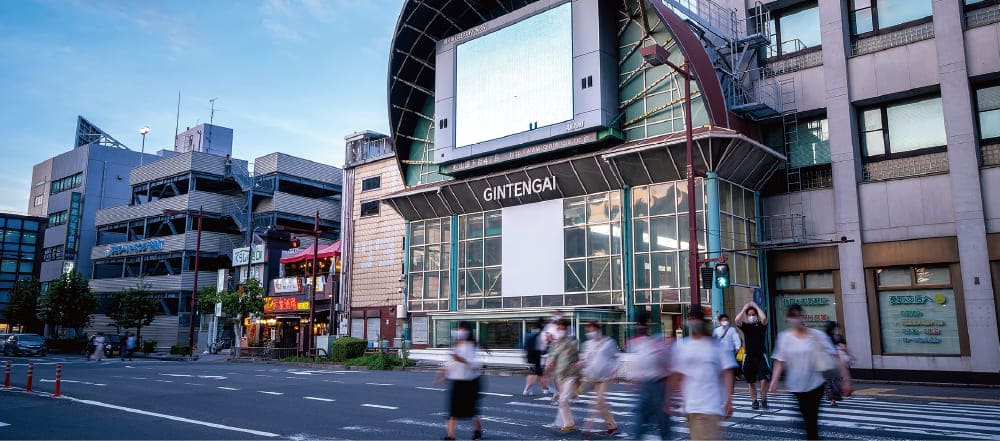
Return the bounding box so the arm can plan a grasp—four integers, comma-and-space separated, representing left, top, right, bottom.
0, 0, 403, 213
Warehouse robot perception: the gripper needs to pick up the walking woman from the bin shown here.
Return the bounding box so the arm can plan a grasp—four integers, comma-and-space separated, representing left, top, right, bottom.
435, 321, 483, 440
546, 318, 580, 433
770, 305, 853, 440
823, 322, 853, 407
579, 321, 619, 436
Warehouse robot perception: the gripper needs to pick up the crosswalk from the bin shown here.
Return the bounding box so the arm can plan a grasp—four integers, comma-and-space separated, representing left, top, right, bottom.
365, 386, 1000, 440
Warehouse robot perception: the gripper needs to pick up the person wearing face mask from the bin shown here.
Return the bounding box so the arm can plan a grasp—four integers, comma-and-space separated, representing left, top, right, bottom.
579, 321, 619, 436
434, 321, 483, 440
735, 301, 772, 410
670, 307, 736, 440
712, 314, 743, 380
823, 322, 853, 407
770, 305, 853, 440
626, 311, 672, 440
540, 311, 564, 395
545, 318, 580, 433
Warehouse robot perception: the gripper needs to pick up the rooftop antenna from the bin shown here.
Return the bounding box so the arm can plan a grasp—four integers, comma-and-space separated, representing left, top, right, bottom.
208, 98, 217, 153
174, 91, 181, 145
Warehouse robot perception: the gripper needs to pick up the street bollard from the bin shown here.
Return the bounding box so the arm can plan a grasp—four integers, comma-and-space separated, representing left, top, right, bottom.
2, 360, 10, 388
52, 364, 62, 397
24, 361, 33, 392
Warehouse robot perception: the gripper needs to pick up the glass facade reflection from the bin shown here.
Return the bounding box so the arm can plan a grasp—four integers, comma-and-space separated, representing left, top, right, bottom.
408, 217, 451, 312
563, 192, 623, 307
457, 210, 502, 309
0, 215, 43, 327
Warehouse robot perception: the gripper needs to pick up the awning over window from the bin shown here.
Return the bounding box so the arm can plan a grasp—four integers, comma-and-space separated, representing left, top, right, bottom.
279, 241, 341, 264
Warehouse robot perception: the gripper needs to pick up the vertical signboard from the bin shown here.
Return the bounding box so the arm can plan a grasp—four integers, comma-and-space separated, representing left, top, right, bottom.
64, 192, 82, 260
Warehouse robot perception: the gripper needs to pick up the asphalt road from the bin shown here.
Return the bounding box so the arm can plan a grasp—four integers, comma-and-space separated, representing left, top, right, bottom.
1, 354, 998, 440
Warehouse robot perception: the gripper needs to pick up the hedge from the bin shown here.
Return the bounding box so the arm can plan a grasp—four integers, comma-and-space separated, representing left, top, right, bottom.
169, 345, 192, 356
344, 353, 412, 370
331, 337, 366, 361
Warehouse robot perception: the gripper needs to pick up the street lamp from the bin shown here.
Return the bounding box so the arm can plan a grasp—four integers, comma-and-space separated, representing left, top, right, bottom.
139, 126, 150, 165
165, 207, 204, 351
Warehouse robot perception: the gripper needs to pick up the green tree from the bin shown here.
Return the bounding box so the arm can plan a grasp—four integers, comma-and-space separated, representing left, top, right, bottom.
221, 278, 265, 343
8, 278, 42, 333
197, 286, 221, 315
106, 282, 159, 341
38, 272, 99, 336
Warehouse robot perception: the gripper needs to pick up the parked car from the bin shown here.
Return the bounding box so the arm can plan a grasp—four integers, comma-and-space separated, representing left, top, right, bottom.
3, 333, 47, 357
84, 334, 122, 358
0, 333, 12, 354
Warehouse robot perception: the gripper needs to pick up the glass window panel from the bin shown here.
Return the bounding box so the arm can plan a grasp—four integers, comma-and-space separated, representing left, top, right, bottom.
698, 212, 706, 252
651, 252, 677, 288
779, 5, 821, 51
914, 266, 950, 285
748, 255, 760, 286
565, 226, 587, 259
734, 218, 748, 250
650, 216, 678, 252
851, 8, 874, 34
587, 194, 610, 223
977, 85, 1000, 112
863, 130, 886, 156
634, 254, 650, 290
412, 222, 426, 246
720, 215, 735, 249
804, 271, 834, 289
877, 267, 911, 287
484, 237, 502, 267
485, 268, 502, 296
633, 218, 650, 253
23, 220, 38, 231
426, 244, 441, 271
877, 0, 931, 29
611, 224, 622, 255
7, 219, 21, 229
427, 220, 441, 244
442, 243, 451, 269
863, 109, 883, 131
466, 214, 484, 239
565, 260, 587, 292
441, 272, 450, 299
719, 182, 733, 213
677, 214, 690, 251
732, 187, 745, 218
674, 183, 688, 214
588, 224, 611, 256
564, 197, 586, 226
746, 193, 756, 219
632, 186, 649, 217
442, 220, 451, 243
588, 291, 612, 305
21, 232, 36, 245
424, 272, 439, 299
466, 269, 484, 295
609, 191, 621, 221
791, 119, 831, 167
457, 243, 465, 269
1, 260, 16, 273
887, 97, 946, 152
411, 246, 425, 272
878, 289, 959, 355
612, 256, 622, 290
978, 108, 1000, 140
649, 183, 674, 216
736, 254, 749, 286
776, 274, 801, 290
588, 258, 611, 291
410, 273, 424, 299
465, 240, 483, 267
4, 230, 20, 243
679, 252, 690, 288
855, 0, 871, 9
485, 211, 502, 236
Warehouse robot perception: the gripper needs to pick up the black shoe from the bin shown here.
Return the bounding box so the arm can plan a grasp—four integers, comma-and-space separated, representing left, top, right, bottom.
473, 429, 482, 440
752, 400, 760, 410
762, 399, 769, 409
443, 437, 454, 440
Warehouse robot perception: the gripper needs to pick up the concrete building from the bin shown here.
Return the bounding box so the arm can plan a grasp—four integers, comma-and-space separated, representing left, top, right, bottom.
28, 116, 158, 292
0, 212, 45, 331
340, 0, 999, 382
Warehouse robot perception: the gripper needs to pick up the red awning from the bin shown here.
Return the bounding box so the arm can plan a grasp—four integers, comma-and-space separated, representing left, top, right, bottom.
279, 240, 341, 264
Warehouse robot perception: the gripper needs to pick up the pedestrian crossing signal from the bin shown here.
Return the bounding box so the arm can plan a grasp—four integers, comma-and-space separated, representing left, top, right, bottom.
715, 263, 731, 289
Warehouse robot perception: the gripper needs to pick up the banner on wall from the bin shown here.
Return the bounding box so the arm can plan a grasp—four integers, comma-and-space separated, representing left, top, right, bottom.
774, 293, 838, 333
878, 289, 960, 355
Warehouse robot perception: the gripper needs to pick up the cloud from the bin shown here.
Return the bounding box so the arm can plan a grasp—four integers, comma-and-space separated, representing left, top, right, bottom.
56, 0, 195, 56
258, 0, 339, 43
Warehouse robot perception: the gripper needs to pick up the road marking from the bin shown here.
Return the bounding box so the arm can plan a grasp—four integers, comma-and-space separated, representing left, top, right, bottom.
480, 416, 528, 426
416, 386, 446, 391
479, 392, 513, 397
0, 422, 8, 427
365, 382, 393, 386
197, 375, 227, 380
217, 387, 239, 391
304, 396, 335, 402
322, 380, 344, 383
153, 380, 173, 383
361, 404, 398, 410
258, 391, 283, 395
183, 383, 203, 386
255, 374, 270, 377
283, 377, 307, 380
133, 377, 148, 380
161, 374, 193, 378
62, 396, 279, 437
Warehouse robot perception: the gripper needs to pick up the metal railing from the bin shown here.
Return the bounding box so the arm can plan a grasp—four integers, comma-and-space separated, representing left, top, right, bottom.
230, 346, 299, 361
764, 50, 824, 77
661, 0, 739, 42
851, 21, 935, 57
346, 136, 394, 167
799, 166, 834, 191
757, 213, 807, 245
966, 3, 1000, 28
862, 152, 950, 181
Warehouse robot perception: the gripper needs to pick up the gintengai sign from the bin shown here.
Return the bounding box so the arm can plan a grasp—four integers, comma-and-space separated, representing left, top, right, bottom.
483, 176, 557, 202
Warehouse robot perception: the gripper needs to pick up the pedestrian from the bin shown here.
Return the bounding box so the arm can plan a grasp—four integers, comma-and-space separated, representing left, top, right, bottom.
122, 332, 137, 361
434, 321, 483, 441
540, 311, 564, 395
579, 321, 619, 437
522, 320, 549, 396
770, 304, 853, 440
671, 307, 736, 440
627, 311, 672, 440
823, 322, 853, 407
735, 301, 772, 410
90, 332, 106, 362
712, 313, 743, 381
545, 318, 580, 433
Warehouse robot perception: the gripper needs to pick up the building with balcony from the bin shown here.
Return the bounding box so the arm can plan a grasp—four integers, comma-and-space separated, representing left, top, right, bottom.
341, 0, 999, 383
0, 212, 45, 331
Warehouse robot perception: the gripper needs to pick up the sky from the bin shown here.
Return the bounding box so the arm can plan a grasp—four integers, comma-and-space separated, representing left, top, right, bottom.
0, 0, 404, 213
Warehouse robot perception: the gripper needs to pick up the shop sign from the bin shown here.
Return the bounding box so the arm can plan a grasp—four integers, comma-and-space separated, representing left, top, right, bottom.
273, 277, 302, 294
264, 296, 305, 313
412, 316, 429, 345
774, 294, 838, 333
304, 276, 325, 292
878, 289, 959, 355
104, 239, 164, 257
482, 175, 557, 202
65, 192, 82, 253
232, 245, 265, 266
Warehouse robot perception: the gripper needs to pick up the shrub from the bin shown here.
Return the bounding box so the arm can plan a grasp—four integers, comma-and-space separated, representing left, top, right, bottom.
142, 340, 157, 353
330, 337, 366, 362
169, 344, 192, 356
45, 337, 88, 354
345, 353, 413, 370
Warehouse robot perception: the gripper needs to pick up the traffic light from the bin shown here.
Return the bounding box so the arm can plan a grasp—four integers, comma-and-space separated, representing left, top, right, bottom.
289, 237, 300, 248
714, 263, 731, 289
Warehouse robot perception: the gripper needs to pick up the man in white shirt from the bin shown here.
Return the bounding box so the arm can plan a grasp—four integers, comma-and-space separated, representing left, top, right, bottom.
712, 313, 742, 367
671, 308, 736, 440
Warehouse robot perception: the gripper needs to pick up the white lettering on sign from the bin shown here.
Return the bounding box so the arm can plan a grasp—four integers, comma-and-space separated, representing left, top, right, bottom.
482, 176, 557, 202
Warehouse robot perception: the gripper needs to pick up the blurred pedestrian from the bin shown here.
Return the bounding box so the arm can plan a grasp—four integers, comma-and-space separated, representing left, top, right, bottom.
712, 313, 743, 381
434, 321, 483, 441
823, 322, 853, 407
672, 307, 736, 440
540, 311, 564, 395
627, 311, 672, 440
122, 332, 137, 361
522, 321, 547, 396
735, 301, 772, 410
90, 332, 106, 362
770, 304, 853, 440
579, 321, 619, 436
546, 318, 580, 433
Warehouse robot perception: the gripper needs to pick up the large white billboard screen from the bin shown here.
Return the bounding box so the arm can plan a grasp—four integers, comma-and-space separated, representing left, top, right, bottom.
454, 2, 573, 148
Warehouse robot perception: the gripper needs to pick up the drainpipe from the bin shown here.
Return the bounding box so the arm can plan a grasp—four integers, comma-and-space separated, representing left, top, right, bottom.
706, 172, 724, 319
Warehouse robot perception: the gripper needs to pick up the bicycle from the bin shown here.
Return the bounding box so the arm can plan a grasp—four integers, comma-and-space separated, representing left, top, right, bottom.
208, 337, 232, 355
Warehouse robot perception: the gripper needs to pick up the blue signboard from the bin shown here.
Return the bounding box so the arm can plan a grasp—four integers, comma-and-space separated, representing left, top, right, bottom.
65, 192, 82, 254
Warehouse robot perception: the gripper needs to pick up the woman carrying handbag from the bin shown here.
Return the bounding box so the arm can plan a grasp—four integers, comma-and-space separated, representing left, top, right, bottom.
769, 305, 853, 440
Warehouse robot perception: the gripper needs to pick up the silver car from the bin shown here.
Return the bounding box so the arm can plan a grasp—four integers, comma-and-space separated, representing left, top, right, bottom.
4, 333, 48, 357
